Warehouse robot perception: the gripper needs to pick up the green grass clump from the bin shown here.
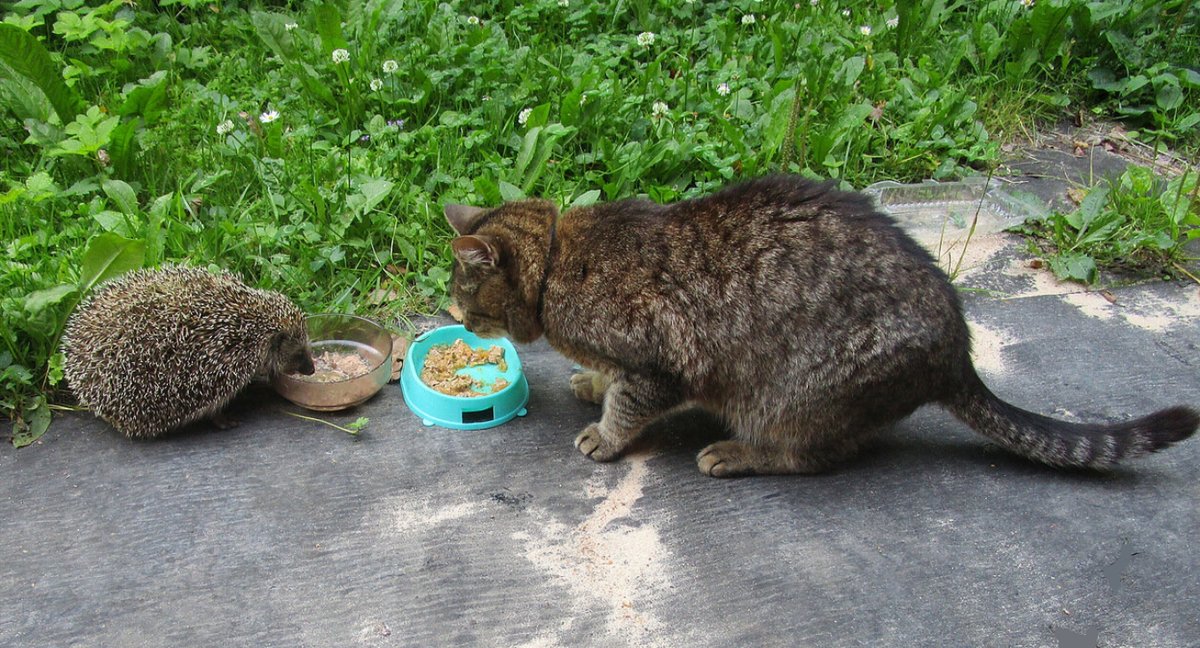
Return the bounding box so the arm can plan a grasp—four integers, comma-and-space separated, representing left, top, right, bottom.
1, 0, 1199, 445
1021, 165, 1200, 285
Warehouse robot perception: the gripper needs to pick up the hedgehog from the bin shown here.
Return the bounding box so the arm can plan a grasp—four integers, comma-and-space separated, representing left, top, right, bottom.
61, 265, 315, 439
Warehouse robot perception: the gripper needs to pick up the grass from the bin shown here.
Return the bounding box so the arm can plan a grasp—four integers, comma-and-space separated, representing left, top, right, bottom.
1019, 164, 1200, 285
1, 0, 1199, 445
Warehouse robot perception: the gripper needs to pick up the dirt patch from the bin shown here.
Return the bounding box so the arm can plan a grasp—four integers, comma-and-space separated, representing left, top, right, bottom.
1111, 288, 1200, 332
1002, 258, 1082, 298
968, 320, 1018, 378
515, 452, 671, 646
1061, 291, 1118, 321
387, 496, 480, 533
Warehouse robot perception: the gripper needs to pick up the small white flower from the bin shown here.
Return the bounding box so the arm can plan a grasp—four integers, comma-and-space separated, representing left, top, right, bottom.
810, 0, 819, 6
637, 31, 655, 47
216, 119, 234, 135
859, 25, 872, 36
1020, 0, 1034, 6
370, 78, 383, 91
886, 16, 899, 28
558, 0, 569, 6
518, 107, 533, 126
842, 8, 851, 17
382, 59, 398, 74
651, 101, 669, 118
260, 110, 279, 123
284, 22, 298, 31
467, 15, 480, 25
331, 48, 350, 64
579, 93, 588, 106
717, 82, 731, 96
742, 14, 756, 25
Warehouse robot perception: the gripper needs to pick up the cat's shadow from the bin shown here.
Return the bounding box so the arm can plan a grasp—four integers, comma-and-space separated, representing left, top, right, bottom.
629, 407, 1143, 485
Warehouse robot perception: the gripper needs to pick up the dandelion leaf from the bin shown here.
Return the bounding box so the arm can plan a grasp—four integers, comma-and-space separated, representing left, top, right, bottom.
11, 396, 51, 448
314, 3, 348, 56
250, 11, 300, 61
78, 232, 146, 296
0, 24, 85, 122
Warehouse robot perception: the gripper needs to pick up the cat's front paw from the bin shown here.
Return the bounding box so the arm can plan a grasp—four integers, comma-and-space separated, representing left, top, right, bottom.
574, 423, 623, 462
569, 371, 610, 404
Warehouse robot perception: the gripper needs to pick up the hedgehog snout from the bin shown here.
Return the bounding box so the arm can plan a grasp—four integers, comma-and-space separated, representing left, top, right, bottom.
271, 331, 316, 376
295, 350, 316, 376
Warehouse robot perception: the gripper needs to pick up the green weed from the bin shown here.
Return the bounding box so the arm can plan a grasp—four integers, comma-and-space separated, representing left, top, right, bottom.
1021, 165, 1200, 284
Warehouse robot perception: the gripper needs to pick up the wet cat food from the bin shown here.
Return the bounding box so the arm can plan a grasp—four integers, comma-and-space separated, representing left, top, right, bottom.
296, 350, 373, 383
421, 339, 508, 397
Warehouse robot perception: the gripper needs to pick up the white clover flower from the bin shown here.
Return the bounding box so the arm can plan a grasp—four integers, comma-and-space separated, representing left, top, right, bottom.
260, 110, 279, 123
370, 78, 383, 91
284, 22, 298, 31
742, 14, 756, 25
717, 82, 731, 96
216, 119, 235, 135
886, 16, 899, 28
651, 101, 669, 118
332, 48, 350, 64
382, 59, 398, 74
467, 15, 480, 25
518, 107, 533, 125
1020, 0, 1034, 6
859, 25, 872, 36
637, 31, 655, 47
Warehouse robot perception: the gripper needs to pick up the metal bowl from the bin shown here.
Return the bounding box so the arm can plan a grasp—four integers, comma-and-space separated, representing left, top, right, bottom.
273, 314, 393, 412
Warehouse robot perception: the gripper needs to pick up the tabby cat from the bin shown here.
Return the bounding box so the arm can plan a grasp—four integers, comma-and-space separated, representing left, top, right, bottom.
443, 175, 1197, 477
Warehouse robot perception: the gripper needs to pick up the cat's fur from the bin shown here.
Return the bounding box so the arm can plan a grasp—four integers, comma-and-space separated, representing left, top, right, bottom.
443, 175, 1198, 476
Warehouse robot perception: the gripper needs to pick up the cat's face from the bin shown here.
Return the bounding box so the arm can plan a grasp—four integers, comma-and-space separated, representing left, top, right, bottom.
448, 232, 513, 339
443, 202, 550, 343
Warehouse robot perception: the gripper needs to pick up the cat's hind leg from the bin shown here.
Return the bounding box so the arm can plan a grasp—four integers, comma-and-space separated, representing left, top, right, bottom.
575, 375, 682, 462
569, 370, 612, 405
696, 424, 870, 477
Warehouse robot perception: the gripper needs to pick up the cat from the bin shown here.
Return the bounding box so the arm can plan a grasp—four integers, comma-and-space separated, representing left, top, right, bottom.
442, 175, 1198, 477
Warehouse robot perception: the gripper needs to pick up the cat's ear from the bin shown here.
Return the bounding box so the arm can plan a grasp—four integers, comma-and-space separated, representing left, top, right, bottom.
452, 235, 500, 268
445, 204, 488, 235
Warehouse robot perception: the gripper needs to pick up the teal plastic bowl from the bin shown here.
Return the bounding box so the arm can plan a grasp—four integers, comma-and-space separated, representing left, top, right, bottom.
401, 325, 529, 430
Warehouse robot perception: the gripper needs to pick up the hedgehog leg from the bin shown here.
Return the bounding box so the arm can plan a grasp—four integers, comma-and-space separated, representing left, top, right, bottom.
210, 411, 240, 430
